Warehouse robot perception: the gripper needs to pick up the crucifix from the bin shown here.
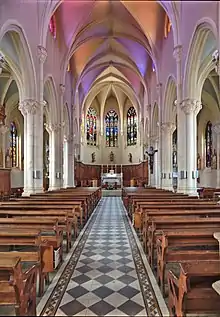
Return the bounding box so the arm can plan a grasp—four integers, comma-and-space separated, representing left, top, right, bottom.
145, 146, 158, 174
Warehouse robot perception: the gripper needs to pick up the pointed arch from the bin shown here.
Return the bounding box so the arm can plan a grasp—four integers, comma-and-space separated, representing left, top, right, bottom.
86, 107, 97, 146
205, 121, 212, 168
127, 106, 137, 146
105, 110, 119, 147
183, 18, 217, 99
0, 20, 37, 99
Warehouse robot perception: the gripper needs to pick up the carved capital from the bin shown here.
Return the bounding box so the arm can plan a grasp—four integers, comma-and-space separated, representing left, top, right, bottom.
45, 123, 59, 133
173, 45, 182, 63
64, 135, 73, 143
213, 123, 220, 135
161, 122, 176, 134
0, 125, 9, 134
180, 99, 202, 115
60, 84, 65, 96
19, 99, 40, 116
37, 45, 47, 64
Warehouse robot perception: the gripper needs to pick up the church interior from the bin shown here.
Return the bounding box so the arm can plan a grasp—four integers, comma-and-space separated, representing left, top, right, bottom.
0, 1, 220, 316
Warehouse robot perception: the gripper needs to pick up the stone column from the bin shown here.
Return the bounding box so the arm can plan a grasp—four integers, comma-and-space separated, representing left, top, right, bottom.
59, 84, 65, 188
181, 99, 202, 195
0, 125, 9, 168
34, 46, 47, 193
45, 123, 60, 191
213, 123, 220, 187
139, 118, 144, 161
63, 136, 74, 188
173, 45, 187, 193
19, 100, 39, 196
161, 122, 176, 190
156, 84, 162, 188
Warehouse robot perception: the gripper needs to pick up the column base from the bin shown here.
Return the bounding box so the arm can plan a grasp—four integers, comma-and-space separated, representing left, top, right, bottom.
22, 189, 34, 197
48, 186, 60, 191
184, 188, 199, 196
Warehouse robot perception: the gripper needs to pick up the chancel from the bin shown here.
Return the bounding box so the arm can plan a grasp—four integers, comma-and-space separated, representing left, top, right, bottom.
0, 1, 220, 317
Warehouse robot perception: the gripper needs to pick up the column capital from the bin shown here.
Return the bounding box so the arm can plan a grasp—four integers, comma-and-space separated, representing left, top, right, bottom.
64, 135, 73, 143
60, 84, 65, 95
37, 45, 47, 64
161, 122, 176, 134
173, 45, 182, 62
0, 125, 9, 134
45, 123, 60, 133
180, 99, 202, 115
19, 99, 40, 116
213, 123, 220, 134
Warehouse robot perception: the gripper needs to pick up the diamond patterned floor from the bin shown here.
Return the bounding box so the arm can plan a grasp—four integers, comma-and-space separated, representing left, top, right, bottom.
39, 197, 165, 316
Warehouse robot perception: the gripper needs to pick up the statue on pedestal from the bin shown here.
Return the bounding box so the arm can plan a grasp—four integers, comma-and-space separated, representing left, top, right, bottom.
128, 153, 132, 163
197, 153, 201, 170
211, 149, 217, 169
91, 152, 96, 163
5, 148, 11, 168
110, 151, 114, 162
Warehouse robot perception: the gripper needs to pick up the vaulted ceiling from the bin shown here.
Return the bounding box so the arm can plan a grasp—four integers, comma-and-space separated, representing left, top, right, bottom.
57, 0, 167, 112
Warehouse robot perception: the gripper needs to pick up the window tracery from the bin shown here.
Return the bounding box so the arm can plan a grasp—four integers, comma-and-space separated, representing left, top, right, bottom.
105, 110, 118, 147
86, 107, 97, 146
10, 122, 17, 167
127, 106, 137, 146
49, 15, 56, 39
205, 121, 212, 168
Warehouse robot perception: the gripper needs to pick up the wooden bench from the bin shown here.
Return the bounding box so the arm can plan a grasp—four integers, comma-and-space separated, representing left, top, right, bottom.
167, 260, 220, 316
156, 229, 219, 295
0, 206, 77, 252
0, 228, 52, 296
0, 256, 38, 316
147, 217, 220, 267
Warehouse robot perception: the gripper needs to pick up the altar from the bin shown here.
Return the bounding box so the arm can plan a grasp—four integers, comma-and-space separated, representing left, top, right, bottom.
101, 169, 123, 188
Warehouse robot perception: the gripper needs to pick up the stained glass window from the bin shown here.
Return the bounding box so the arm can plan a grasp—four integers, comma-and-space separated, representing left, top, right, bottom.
127, 106, 137, 146
10, 122, 17, 167
105, 110, 118, 147
49, 15, 56, 39
86, 107, 97, 146
205, 121, 212, 168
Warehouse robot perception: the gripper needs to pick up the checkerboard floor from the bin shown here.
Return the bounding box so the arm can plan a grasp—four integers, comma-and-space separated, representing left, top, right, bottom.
57, 197, 147, 316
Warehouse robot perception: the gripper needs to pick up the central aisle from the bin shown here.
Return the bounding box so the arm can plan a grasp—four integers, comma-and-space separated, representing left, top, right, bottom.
38, 197, 168, 316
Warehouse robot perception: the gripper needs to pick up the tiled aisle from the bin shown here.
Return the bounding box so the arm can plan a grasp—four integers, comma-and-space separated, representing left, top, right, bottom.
38, 197, 168, 316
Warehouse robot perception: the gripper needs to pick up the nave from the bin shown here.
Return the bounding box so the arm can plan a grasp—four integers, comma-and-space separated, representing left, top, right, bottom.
37, 197, 168, 316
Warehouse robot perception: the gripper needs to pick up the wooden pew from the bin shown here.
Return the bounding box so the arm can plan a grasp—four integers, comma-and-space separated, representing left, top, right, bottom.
156, 229, 219, 295
0, 206, 77, 252
2, 200, 84, 227
147, 217, 220, 267
0, 256, 38, 316
167, 260, 220, 316
0, 228, 52, 296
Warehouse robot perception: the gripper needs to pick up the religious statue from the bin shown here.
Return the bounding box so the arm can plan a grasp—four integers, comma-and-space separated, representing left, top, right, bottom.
145, 146, 158, 174
211, 149, 217, 169
197, 153, 201, 170
128, 153, 132, 163
5, 148, 11, 168
91, 152, 96, 163
110, 151, 114, 162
